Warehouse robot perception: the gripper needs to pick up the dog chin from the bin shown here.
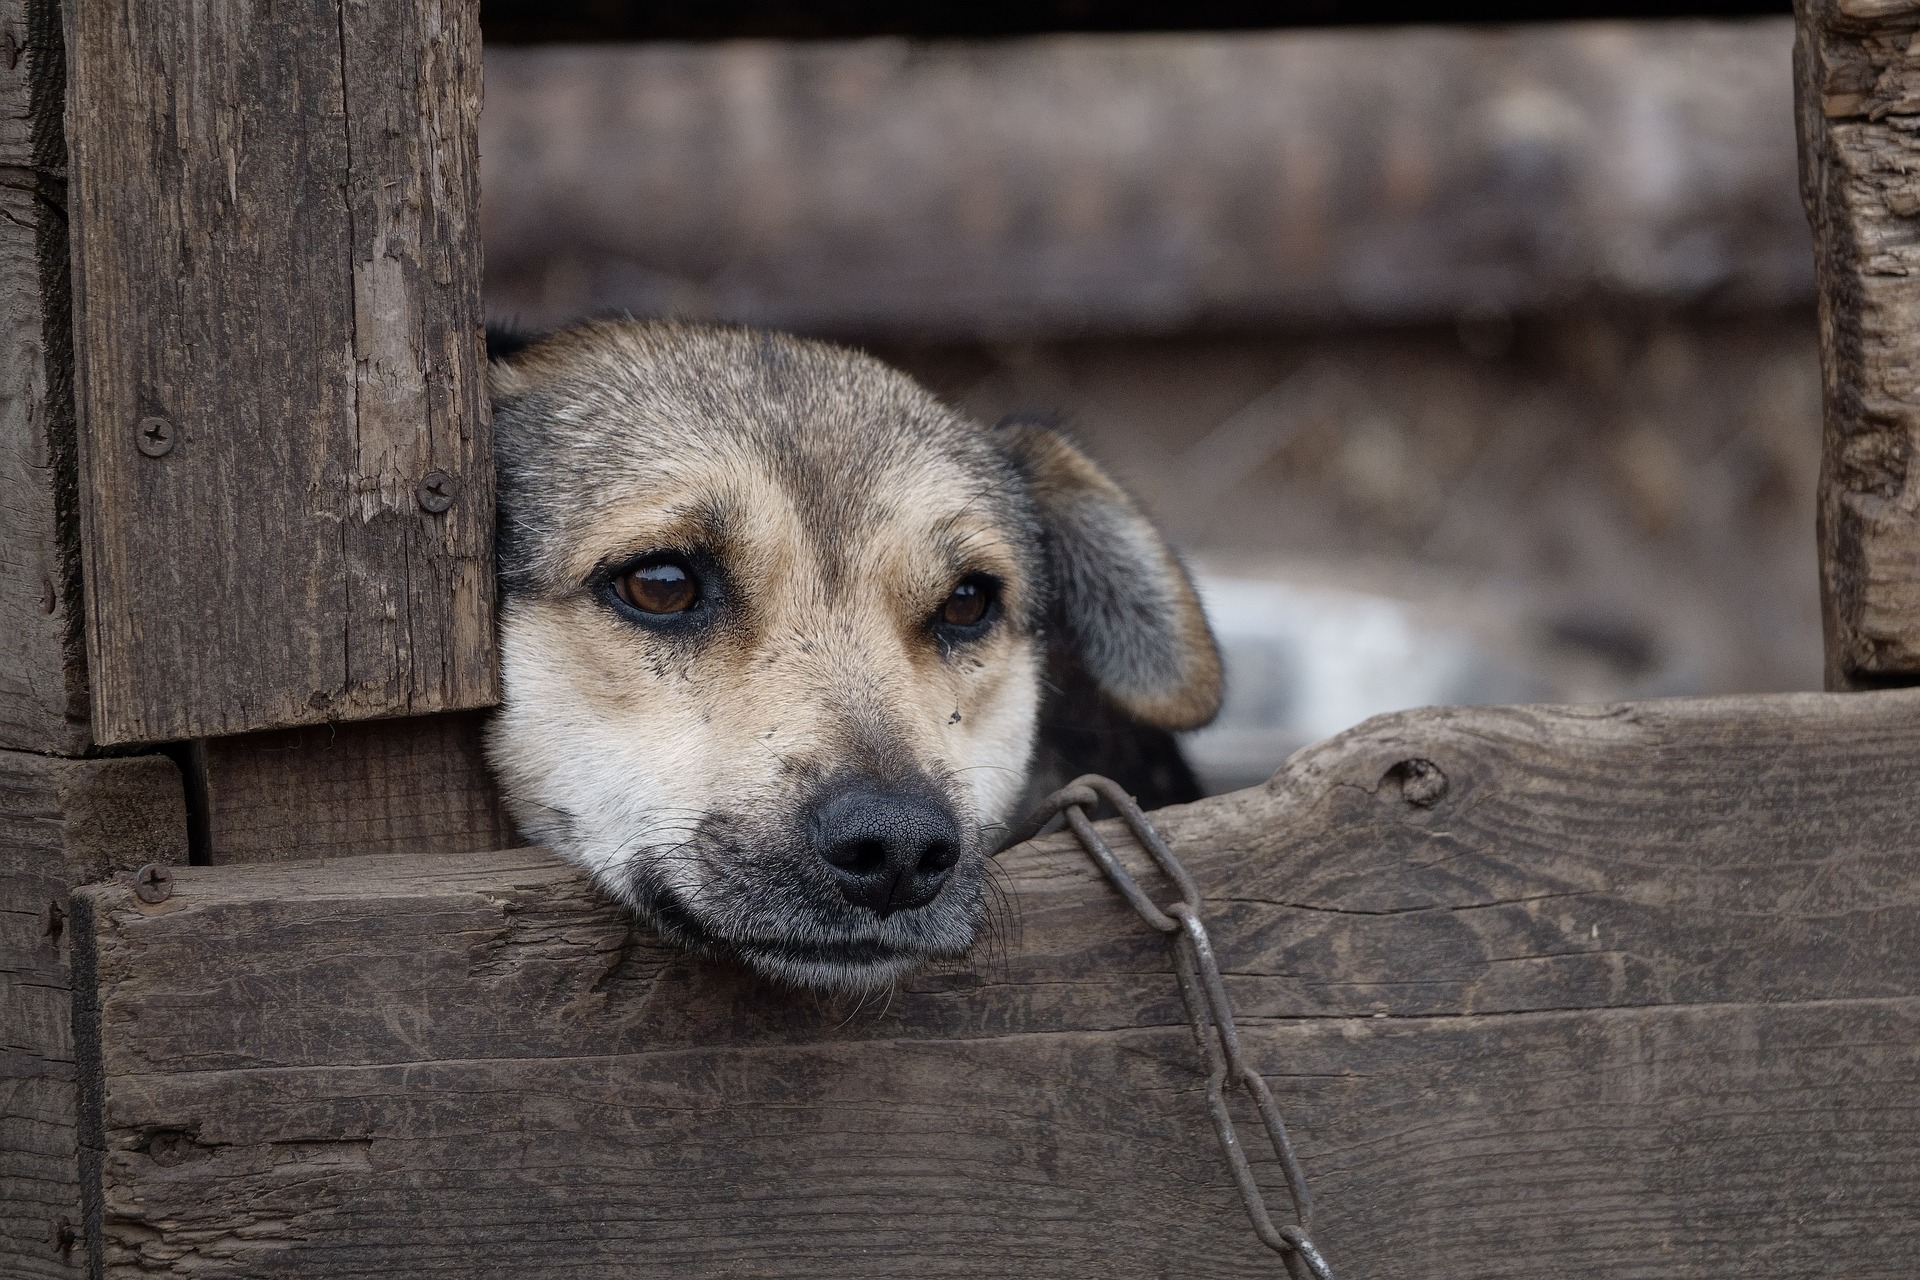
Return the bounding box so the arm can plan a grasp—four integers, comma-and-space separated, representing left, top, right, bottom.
630, 882, 980, 995
727, 940, 933, 995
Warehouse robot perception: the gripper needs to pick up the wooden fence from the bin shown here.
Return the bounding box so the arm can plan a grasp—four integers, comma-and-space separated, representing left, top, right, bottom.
3, 1, 1917, 1277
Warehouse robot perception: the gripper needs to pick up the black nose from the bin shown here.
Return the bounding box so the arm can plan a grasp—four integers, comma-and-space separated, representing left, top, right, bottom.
809, 787, 964, 917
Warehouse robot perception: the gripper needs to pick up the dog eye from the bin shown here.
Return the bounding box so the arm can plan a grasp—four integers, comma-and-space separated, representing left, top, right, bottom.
938, 575, 997, 629
614, 557, 699, 615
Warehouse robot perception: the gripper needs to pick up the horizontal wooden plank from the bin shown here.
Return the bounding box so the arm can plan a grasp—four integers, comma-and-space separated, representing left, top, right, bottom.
482, 1, 1791, 42
82, 1001, 1920, 1278
81, 689, 1920, 1072
0, 750, 185, 1280
65, 0, 495, 744
483, 21, 1810, 340
200, 711, 513, 864
0, 0, 88, 754
69, 689, 1920, 1276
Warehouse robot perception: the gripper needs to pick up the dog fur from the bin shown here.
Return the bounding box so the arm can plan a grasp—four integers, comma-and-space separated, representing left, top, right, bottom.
486, 319, 1221, 993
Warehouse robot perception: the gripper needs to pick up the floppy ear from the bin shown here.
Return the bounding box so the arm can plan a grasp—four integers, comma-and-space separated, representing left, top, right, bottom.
998, 419, 1223, 731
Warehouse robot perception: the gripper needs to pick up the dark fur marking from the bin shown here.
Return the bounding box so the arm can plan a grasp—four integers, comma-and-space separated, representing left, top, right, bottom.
1028, 655, 1204, 812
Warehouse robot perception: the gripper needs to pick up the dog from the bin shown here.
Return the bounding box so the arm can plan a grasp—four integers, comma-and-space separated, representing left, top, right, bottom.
485, 319, 1222, 993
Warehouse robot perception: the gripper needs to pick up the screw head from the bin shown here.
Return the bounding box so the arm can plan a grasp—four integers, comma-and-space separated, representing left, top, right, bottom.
416, 469, 457, 513
132, 862, 172, 904
146, 1130, 195, 1167
136, 416, 175, 458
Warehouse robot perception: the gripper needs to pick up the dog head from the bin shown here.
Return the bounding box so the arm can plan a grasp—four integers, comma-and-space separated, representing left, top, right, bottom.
486, 320, 1220, 992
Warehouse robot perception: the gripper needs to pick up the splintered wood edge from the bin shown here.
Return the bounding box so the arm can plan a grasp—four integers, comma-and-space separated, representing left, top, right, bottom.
1796, 0, 1920, 686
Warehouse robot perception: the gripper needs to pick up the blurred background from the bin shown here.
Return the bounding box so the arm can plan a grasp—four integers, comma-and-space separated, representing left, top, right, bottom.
479, 18, 1820, 792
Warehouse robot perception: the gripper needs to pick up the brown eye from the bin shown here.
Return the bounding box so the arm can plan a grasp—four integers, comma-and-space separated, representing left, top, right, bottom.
939, 576, 996, 629
614, 558, 698, 615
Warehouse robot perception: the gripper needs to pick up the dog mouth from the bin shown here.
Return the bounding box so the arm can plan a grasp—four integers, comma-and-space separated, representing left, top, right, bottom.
636, 883, 978, 993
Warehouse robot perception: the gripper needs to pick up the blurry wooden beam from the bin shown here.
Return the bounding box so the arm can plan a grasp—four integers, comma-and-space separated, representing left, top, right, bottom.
482, 22, 1810, 341
483, 1, 1791, 43
1794, 0, 1920, 689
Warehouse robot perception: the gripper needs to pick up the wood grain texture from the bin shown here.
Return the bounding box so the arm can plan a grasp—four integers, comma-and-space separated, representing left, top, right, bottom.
1795, 0, 1920, 687
64, 0, 494, 745
70, 690, 1920, 1278
0, 750, 185, 1280
200, 710, 513, 864
0, 0, 87, 754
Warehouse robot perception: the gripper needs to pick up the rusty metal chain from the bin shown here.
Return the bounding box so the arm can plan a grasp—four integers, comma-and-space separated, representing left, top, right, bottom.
1006, 774, 1335, 1280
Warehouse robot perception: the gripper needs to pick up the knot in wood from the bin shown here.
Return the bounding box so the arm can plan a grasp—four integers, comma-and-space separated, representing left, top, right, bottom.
1387, 757, 1448, 807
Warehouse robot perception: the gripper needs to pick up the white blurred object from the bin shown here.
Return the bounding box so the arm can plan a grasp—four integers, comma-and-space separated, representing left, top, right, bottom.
1181, 565, 1693, 794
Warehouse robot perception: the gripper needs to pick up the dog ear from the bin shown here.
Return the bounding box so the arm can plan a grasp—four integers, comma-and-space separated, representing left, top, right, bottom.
997, 418, 1223, 731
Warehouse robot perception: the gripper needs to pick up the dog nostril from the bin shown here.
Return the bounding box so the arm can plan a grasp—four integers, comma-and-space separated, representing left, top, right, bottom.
823, 836, 888, 877
918, 839, 959, 876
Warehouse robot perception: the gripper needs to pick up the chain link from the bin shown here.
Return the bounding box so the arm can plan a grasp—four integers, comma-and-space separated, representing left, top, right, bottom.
1008, 775, 1335, 1280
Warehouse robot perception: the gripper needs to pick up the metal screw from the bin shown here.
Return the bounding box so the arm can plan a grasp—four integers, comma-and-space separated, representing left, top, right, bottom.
132, 862, 172, 904
146, 1130, 193, 1167
416, 469, 457, 513
1393, 758, 1449, 807
136, 416, 175, 458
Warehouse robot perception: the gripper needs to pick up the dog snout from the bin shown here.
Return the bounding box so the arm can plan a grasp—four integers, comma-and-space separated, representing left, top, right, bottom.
809, 786, 964, 917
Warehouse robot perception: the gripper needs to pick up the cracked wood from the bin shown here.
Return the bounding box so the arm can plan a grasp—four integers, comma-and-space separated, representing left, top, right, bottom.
0, 0, 86, 753
69, 690, 1920, 1277
63, 0, 494, 744
1796, 0, 1920, 686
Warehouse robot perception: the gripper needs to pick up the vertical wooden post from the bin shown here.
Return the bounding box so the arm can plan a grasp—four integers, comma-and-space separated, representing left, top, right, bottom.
1796, 0, 1920, 690
0, 0, 87, 755
64, 0, 494, 745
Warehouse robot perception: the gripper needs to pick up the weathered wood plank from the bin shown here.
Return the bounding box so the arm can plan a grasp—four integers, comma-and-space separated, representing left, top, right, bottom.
83, 690, 1920, 1069
0, 0, 87, 754
0, 750, 185, 1280
200, 710, 513, 864
1795, 0, 1920, 687
70, 690, 1920, 1277
64, 0, 494, 745
81, 1003, 1920, 1279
